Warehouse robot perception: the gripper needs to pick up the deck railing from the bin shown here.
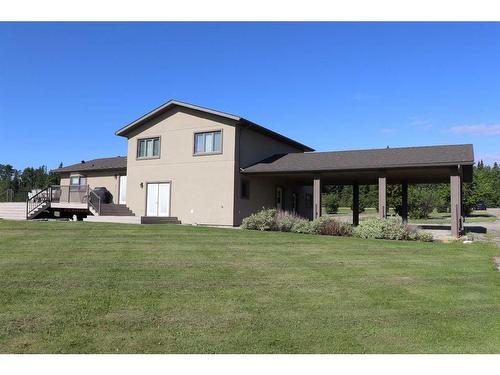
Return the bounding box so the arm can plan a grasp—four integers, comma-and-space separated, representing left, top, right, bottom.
50, 185, 89, 204
26, 187, 51, 218
88, 189, 101, 215
26, 185, 101, 219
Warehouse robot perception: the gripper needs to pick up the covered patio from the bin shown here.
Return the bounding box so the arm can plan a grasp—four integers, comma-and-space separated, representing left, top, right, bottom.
241, 144, 474, 238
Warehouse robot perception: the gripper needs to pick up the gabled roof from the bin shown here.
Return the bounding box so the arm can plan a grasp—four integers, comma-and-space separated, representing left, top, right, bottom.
115, 99, 314, 152
51, 156, 127, 173
242, 144, 474, 174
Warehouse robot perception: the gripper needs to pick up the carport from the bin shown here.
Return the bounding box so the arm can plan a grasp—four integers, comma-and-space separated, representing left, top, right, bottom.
241, 144, 474, 238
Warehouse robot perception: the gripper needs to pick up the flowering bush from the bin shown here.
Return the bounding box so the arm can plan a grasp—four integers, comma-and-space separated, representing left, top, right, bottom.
241, 210, 431, 241
353, 216, 432, 241
312, 216, 353, 236
291, 219, 315, 234
241, 208, 277, 231
275, 210, 303, 232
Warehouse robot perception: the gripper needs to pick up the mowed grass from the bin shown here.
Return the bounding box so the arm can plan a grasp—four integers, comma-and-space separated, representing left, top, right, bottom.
1, 220, 500, 353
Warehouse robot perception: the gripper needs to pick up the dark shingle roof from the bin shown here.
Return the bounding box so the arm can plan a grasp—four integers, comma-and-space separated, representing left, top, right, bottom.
242, 144, 474, 174
51, 156, 127, 173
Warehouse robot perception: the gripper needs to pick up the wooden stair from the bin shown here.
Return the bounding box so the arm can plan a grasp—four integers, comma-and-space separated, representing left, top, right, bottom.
27, 201, 50, 219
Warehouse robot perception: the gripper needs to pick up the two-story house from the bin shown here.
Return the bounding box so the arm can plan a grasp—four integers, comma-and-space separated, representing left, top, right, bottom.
48, 99, 474, 237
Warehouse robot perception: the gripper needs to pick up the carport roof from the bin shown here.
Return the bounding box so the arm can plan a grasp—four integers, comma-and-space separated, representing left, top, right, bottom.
241, 144, 474, 174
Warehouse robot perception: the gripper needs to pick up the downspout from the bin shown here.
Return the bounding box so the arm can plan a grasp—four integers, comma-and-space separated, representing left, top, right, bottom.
233, 124, 242, 226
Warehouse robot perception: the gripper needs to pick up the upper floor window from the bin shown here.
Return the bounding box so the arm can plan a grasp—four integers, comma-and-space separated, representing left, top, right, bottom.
194, 130, 222, 155
137, 137, 160, 159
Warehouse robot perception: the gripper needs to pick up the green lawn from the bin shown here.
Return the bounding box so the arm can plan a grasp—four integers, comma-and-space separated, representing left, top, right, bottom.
1, 219, 500, 353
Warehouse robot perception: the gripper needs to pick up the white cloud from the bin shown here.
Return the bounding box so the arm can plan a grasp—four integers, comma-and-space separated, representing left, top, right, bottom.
447, 124, 500, 135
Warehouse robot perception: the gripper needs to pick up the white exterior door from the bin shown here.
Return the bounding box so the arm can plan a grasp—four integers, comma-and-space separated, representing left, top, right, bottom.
146, 183, 171, 217
119, 175, 127, 204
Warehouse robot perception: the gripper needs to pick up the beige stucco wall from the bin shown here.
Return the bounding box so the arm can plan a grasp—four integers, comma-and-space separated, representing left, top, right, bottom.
234, 127, 306, 224
60, 170, 125, 204
124, 107, 237, 225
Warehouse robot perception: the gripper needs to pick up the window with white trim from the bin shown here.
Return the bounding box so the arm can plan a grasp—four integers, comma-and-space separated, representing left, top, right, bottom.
194, 131, 222, 155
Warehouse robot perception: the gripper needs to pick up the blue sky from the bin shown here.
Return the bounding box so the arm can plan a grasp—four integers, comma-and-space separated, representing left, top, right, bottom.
0, 22, 499, 170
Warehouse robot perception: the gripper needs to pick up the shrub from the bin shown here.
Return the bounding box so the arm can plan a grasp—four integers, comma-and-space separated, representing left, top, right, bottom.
323, 193, 340, 214
417, 232, 433, 242
241, 208, 277, 231
275, 210, 302, 232
310, 216, 352, 237
241, 209, 428, 242
408, 187, 440, 219
353, 216, 416, 241
291, 219, 315, 234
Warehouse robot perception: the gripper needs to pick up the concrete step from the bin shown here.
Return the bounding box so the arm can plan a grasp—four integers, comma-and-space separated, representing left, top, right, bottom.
84, 216, 142, 224
140, 216, 181, 225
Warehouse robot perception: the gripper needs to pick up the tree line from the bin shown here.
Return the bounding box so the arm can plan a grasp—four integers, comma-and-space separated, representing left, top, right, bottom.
0, 164, 61, 201
323, 161, 500, 218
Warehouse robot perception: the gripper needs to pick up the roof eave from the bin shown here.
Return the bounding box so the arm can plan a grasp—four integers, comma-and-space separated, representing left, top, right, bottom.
238, 119, 314, 152
242, 161, 474, 175
115, 99, 241, 137
50, 166, 127, 174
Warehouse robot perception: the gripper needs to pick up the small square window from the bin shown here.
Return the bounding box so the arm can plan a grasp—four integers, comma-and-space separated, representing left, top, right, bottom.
70, 176, 80, 186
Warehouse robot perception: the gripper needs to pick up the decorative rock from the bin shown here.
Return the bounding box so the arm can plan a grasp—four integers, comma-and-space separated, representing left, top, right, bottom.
493, 257, 500, 272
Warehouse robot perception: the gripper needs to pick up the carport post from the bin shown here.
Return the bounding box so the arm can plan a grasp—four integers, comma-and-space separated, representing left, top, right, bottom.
401, 181, 408, 224
313, 177, 322, 220
352, 184, 359, 226
378, 176, 387, 219
450, 167, 462, 238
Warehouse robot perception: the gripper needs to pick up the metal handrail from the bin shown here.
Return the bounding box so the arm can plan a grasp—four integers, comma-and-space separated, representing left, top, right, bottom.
88, 187, 101, 215
25, 184, 102, 219
26, 186, 51, 219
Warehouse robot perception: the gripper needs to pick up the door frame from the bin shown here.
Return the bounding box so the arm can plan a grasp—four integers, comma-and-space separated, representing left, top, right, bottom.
145, 180, 172, 217
118, 175, 127, 204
